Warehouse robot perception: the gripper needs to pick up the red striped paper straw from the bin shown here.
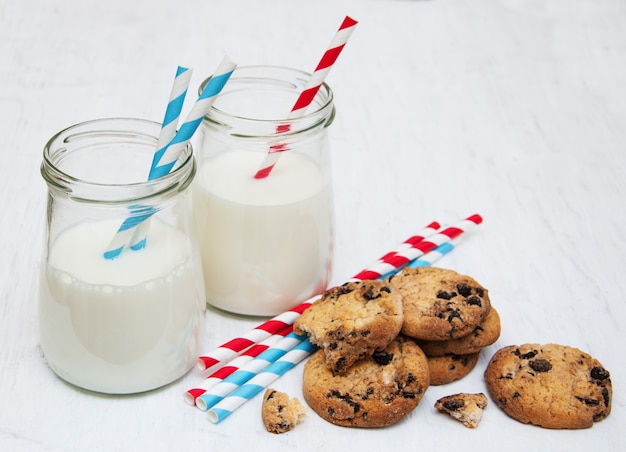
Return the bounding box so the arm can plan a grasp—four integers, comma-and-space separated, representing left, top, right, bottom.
196, 218, 440, 372
253, 15, 358, 179
184, 325, 292, 406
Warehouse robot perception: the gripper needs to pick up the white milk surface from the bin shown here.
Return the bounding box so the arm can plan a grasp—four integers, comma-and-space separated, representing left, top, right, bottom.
39, 218, 204, 394
193, 151, 333, 316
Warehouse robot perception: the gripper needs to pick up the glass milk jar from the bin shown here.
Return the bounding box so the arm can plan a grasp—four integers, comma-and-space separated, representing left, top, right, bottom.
193, 66, 335, 316
39, 118, 206, 394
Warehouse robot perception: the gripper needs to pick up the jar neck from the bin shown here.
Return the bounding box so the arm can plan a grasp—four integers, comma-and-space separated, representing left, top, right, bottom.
199, 65, 335, 139
41, 118, 195, 204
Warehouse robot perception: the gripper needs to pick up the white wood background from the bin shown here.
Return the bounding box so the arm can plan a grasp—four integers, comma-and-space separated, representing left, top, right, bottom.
1, 0, 624, 450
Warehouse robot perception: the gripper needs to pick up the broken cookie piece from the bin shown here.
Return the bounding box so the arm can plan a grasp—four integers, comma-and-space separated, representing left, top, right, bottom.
294, 280, 403, 375
434, 393, 488, 428
262, 388, 306, 434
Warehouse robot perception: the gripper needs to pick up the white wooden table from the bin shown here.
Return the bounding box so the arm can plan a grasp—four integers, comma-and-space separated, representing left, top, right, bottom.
1, 0, 624, 450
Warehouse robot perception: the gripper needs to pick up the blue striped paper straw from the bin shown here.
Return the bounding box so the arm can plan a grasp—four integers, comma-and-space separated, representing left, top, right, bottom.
207, 339, 318, 424
103, 57, 237, 259
149, 57, 236, 180
128, 66, 192, 251
150, 65, 193, 176
195, 331, 306, 412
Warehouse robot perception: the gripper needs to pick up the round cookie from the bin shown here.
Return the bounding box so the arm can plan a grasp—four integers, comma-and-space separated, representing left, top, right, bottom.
302, 336, 430, 428
387, 267, 491, 341
427, 352, 480, 386
484, 343, 612, 429
294, 280, 403, 375
417, 307, 501, 357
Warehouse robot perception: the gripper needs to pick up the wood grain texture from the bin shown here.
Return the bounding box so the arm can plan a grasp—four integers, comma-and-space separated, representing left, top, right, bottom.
1, 0, 624, 450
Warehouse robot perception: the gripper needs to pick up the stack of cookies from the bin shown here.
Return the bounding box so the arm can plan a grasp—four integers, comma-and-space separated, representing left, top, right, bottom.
293, 266, 498, 428
388, 267, 500, 386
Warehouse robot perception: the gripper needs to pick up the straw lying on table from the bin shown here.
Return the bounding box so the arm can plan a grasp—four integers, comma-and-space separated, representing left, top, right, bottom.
196, 331, 306, 411
185, 214, 483, 415
254, 15, 358, 179
103, 56, 237, 260
184, 325, 293, 406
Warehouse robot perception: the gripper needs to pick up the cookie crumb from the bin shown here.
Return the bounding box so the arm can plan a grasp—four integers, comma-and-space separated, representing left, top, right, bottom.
262, 388, 306, 434
435, 393, 488, 428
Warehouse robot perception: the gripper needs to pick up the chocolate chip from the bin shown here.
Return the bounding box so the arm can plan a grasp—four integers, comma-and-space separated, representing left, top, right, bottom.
514, 349, 538, 359
380, 286, 391, 293
602, 388, 610, 407
402, 391, 417, 399
475, 287, 485, 297
277, 404, 285, 412
334, 357, 347, 373
576, 396, 599, 406
437, 290, 457, 300
407, 373, 416, 384
447, 311, 462, 323
513, 391, 521, 398
591, 367, 610, 380
443, 399, 465, 411
456, 283, 472, 297
529, 359, 552, 372
266, 390, 277, 400
372, 351, 394, 366
466, 296, 482, 306
328, 390, 360, 413
360, 330, 371, 337
363, 286, 381, 300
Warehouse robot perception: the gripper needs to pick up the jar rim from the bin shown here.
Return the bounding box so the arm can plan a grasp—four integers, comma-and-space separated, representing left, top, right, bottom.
41, 117, 195, 204
198, 65, 335, 135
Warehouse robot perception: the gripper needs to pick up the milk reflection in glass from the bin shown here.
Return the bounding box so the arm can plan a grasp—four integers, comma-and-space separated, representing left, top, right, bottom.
194, 66, 335, 316
40, 219, 202, 393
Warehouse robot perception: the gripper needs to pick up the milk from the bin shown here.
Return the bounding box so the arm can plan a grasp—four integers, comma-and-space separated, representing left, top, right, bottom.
39, 218, 205, 394
193, 150, 333, 316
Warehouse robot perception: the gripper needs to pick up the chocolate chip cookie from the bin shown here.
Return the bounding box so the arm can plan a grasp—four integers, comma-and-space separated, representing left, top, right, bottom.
484, 343, 612, 429
302, 336, 430, 427
387, 267, 491, 341
294, 280, 403, 375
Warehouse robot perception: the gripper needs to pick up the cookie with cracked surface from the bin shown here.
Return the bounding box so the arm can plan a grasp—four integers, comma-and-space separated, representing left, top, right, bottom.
435, 393, 488, 428
427, 352, 480, 385
387, 267, 491, 341
417, 307, 501, 357
302, 336, 430, 428
261, 388, 307, 434
484, 343, 612, 429
294, 280, 403, 375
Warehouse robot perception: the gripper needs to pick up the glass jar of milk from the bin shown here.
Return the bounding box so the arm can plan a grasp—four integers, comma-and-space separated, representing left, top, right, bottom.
39, 118, 206, 394
194, 66, 335, 316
